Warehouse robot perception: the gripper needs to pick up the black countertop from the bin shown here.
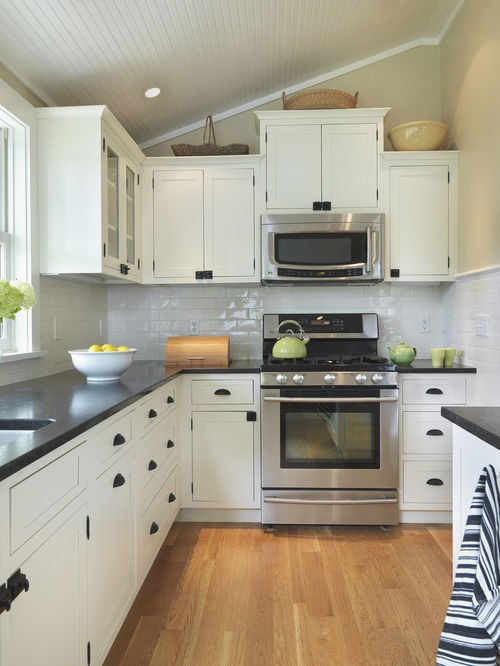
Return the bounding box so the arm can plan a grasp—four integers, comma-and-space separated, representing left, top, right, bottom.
396, 360, 476, 373
441, 406, 500, 451
0, 360, 260, 482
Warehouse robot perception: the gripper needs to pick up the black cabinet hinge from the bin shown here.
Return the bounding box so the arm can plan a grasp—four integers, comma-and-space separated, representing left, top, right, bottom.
376, 129, 379, 141
448, 256, 450, 268
137, 173, 140, 186
190, 418, 193, 431
253, 174, 255, 187
86, 515, 90, 540
153, 259, 155, 271
87, 641, 91, 665
138, 258, 141, 270
448, 171, 450, 184
102, 138, 106, 152
103, 242, 106, 258
152, 176, 154, 189
376, 188, 379, 201
265, 191, 268, 202
265, 131, 267, 143
191, 481, 194, 494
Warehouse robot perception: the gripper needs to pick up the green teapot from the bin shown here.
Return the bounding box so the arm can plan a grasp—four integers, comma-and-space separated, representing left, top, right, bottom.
272, 320, 310, 359
388, 342, 417, 367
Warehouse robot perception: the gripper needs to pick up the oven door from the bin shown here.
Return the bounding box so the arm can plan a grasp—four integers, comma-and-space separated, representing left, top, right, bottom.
261, 386, 398, 489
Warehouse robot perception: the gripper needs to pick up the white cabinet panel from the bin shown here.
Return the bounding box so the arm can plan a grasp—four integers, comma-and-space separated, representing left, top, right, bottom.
191, 379, 255, 405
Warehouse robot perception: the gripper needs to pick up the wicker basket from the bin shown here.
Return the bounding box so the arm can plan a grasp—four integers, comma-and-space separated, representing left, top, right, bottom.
282, 88, 359, 110
172, 115, 249, 156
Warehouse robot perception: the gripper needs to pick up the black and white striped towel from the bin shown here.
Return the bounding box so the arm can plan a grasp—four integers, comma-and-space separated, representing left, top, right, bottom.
436, 464, 500, 666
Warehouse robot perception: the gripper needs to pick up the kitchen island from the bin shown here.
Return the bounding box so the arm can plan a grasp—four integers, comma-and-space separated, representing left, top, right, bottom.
442, 405, 500, 568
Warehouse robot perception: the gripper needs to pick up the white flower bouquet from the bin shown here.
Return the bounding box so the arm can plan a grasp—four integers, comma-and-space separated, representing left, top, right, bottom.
0, 280, 36, 324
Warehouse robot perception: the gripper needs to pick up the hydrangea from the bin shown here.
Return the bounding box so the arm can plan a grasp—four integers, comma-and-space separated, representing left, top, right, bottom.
0, 280, 36, 324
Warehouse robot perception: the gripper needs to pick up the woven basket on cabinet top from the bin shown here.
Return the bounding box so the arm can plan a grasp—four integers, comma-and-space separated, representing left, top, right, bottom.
282, 88, 359, 110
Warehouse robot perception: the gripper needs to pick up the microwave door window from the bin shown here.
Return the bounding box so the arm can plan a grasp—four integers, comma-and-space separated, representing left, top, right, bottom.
275, 233, 366, 266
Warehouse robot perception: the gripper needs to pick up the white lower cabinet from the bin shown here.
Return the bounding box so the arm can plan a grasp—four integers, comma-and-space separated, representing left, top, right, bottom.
0, 503, 88, 666
87, 450, 137, 665
183, 375, 261, 512
399, 373, 468, 522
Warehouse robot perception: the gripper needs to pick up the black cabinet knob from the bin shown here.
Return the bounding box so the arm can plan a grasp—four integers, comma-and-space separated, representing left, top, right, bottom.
322, 201, 332, 211
113, 473, 126, 488
167, 439, 175, 449
113, 433, 126, 447
168, 493, 176, 503
148, 409, 157, 418
167, 395, 175, 404
312, 201, 322, 210
6, 570, 29, 603
150, 522, 159, 535
148, 460, 158, 471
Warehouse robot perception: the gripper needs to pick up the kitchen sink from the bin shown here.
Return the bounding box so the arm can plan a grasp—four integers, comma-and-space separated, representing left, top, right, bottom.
0, 418, 55, 443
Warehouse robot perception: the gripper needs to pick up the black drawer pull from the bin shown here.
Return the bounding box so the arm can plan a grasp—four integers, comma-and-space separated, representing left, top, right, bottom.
167, 439, 175, 449
214, 388, 231, 396
150, 521, 159, 535
426, 478, 444, 486
426, 388, 443, 395
148, 408, 158, 418
113, 433, 126, 447
113, 473, 126, 488
148, 459, 158, 471
168, 492, 176, 503
426, 429, 444, 436
167, 395, 174, 404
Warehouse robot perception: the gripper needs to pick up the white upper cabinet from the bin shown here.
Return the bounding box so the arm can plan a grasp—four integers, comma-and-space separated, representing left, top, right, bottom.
256, 109, 388, 212
141, 155, 261, 284
380, 151, 459, 282
38, 106, 144, 282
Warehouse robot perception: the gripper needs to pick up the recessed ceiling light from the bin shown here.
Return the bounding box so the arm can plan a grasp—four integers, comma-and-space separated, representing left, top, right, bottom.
144, 87, 161, 98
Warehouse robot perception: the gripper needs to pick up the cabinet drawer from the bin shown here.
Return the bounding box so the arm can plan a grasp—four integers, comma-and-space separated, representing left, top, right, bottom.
139, 466, 179, 576
191, 379, 254, 405
402, 377, 466, 405
403, 461, 452, 504
402, 412, 453, 455
10, 444, 85, 553
91, 411, 133, 471
136, 412, 177, 507
134, 383, 177, 436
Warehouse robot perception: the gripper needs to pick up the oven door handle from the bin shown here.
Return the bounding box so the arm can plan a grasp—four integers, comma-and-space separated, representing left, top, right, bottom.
263, 497, 398, 506
263, 396, 398, 404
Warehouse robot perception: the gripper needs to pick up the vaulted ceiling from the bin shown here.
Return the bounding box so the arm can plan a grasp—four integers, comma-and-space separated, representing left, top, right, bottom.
0, 0, 463, 147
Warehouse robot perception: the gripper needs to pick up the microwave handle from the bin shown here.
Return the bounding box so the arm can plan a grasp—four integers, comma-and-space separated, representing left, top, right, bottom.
366, 225, 372, 273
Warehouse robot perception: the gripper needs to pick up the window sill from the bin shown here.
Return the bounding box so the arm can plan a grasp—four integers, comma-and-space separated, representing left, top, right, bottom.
0, 350, 48, 363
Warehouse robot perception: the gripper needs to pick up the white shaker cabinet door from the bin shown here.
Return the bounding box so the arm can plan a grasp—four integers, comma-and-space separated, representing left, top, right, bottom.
204, 168, 256, 278
153, 169, 204, 279
321, 123, 378, 209
390, 164, 449, 277
0, 504, 87, 666
265, 124, 322, 210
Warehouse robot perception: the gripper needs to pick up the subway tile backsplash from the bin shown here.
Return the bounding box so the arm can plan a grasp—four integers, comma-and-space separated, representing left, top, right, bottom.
2, 269, 498, 406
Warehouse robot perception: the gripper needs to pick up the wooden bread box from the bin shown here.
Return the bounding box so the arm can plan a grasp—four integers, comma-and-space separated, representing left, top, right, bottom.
164, 335, 230, 367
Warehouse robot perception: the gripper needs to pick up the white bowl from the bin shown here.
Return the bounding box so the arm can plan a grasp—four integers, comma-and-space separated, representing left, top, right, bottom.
388, 121, 448, 151
68, 349, 136, 382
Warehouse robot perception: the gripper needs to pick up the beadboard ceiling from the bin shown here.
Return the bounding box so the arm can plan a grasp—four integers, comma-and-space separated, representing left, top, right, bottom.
0, 0, 462, 148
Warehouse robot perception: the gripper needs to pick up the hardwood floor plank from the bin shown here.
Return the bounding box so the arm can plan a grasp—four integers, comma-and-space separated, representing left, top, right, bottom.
104, 522, 452, 666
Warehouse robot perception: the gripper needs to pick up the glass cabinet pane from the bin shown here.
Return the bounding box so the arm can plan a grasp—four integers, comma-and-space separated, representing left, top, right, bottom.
125, 165, 135, 265
106, 146, 119, 260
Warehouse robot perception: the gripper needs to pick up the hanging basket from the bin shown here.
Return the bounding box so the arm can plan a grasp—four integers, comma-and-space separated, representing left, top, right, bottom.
172, 115, 249, 156
282, 88, 359, 110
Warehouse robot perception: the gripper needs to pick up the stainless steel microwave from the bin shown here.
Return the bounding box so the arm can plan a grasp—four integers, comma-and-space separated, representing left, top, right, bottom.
261, 212, 384, 285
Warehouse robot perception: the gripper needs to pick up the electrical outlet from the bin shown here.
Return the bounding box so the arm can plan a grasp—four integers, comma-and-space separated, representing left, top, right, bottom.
189, 319, 200, 336
475, 314, 489, 337
418, 316, 431, 333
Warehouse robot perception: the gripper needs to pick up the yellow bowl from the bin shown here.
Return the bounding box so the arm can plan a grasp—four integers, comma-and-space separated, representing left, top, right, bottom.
388, 121, 448, 151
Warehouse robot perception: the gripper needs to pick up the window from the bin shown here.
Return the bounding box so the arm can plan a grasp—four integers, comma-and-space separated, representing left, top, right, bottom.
0, 96, 35, 356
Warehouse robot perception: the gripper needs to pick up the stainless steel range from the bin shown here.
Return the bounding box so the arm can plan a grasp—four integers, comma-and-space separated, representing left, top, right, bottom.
261, 313, 399, 526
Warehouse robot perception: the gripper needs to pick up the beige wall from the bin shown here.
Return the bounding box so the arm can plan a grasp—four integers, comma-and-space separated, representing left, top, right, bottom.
145, 45, 443, 156
441, 0, 500, 275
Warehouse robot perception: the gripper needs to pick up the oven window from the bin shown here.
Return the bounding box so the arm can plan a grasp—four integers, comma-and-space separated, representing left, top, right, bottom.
275, 232, 367, 266
280, 399, 380, 469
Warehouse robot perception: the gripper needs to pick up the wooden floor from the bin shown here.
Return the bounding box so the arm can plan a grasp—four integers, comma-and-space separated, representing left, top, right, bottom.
104, 522, 452, 666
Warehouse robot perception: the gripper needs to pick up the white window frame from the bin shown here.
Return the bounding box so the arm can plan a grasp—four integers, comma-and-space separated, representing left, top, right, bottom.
0, 79, 41, 360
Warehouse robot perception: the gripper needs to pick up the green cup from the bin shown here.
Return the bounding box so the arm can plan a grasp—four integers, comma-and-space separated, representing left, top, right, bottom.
444, 348, 457, 367
430, 348, 446, 368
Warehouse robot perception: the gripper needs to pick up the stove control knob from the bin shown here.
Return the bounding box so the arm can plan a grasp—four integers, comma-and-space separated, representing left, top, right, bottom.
323, 373, 337, 384
354, 373, 367, 384
371, 373, 384, 385
276, 373, 288, 385
292, 373, 305, 385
